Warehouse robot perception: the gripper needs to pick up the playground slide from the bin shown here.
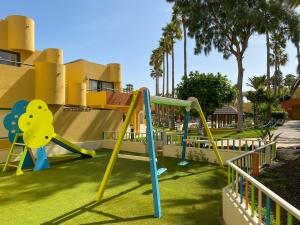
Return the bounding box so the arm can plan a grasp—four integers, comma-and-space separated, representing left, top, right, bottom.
51, 134, 96, 158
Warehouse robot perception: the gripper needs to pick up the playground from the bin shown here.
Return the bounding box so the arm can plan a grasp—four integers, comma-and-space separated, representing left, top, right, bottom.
0, 91, 299, 225
0, 10, 299, 225
0, 150, 226, 225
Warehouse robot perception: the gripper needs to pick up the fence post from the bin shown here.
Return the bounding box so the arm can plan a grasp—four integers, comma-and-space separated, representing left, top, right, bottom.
252, 152, 259, 176
130, 127, 134, 141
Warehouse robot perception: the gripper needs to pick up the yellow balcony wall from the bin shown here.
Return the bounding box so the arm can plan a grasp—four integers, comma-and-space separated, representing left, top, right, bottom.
86, 91, 108, 107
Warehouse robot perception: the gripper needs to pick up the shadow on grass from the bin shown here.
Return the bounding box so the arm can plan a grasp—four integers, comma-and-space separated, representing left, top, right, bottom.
41, 166, 225, 225
40, 177, 153, 224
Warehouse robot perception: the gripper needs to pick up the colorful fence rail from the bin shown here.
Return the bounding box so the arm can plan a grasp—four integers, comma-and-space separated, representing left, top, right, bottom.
102, 131, 261, 151
103, 131, 300, 224
226, 142, 300, 225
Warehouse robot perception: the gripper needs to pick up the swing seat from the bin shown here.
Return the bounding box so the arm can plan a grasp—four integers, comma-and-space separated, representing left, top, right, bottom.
178, 160, 189, 166
157, 167, 167, 176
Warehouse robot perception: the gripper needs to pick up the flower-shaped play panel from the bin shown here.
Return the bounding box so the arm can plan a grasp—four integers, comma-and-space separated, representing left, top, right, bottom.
18, 99, 54, 149
4, 100, 29, 143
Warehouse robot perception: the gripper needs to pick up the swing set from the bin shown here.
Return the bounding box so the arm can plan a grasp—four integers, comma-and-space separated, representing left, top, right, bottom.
95, 88, 224, 218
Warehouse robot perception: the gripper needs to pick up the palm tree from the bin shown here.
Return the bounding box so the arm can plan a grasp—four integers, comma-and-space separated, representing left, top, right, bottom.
172, 5, 188, 79
159, 37, 170, 97
285, 0, 300, 8
160, 35, 172, 96
269, 30, 288, 95
162, 21, 182, 129
149, 47, 163, 96
246, 76, 267, 126
263, 91, 279, 122
290, 77, 300, 95
247, 76, 267, 90
287, 13, 300, 76
150, 69, 162, 96
162, 20, 182, 99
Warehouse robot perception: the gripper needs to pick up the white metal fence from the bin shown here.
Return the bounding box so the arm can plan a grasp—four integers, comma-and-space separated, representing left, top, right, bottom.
226, 142, 300, 225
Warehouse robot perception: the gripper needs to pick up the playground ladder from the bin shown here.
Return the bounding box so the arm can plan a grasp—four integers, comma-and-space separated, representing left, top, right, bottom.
2, 134, 33, 175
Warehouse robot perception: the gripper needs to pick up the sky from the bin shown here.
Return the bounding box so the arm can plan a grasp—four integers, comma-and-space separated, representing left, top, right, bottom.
0, 0, 298, 94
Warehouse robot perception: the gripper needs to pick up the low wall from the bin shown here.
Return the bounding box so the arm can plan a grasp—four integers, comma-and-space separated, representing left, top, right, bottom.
0, 139, 244, 164
223, 187, 258, 225
101, 140, 243, 164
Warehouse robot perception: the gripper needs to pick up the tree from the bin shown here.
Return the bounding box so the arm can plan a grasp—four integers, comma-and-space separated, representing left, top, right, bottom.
285, 0, 300, 8
262, 91, 279, 122
177, 71, 236, 117
269, 29, 288, 95
257, 0, 289, 92
170, 0, 267, 130
149, 47, 163, 96
285, 10, 300, 76
247, 75, 267, 90
159, 37, 171, 96
256, 1, 299, 120
245, 75, 267, 126
284, 74, 296, 88
290, 77, 300, 95
162, 21, 182, 98
271, 71, 284, 95
162, 21, 182, 129
150, 47, 164, 125
171, 4, 189, 79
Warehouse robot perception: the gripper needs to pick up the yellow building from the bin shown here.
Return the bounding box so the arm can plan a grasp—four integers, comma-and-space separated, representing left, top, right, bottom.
0, 15, 142, 149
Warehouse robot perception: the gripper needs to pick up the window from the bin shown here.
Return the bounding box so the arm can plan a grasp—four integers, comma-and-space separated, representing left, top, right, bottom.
101, 81, 114, 91
0, 50, 20, 67
89, 80, 99, 92
89, 79, 114, 92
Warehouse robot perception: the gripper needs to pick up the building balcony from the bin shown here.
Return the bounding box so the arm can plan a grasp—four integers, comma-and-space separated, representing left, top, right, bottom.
86, 90, 133, 111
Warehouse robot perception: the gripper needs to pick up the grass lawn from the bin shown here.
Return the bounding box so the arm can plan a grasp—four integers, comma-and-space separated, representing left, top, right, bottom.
0, 149, 227, 225
211, 129, 262, 139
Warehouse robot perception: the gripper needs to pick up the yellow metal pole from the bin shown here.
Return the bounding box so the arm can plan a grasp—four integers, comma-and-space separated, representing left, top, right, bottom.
187, 97, 223, 167
197, 106, 224, 167
96, 91, 140, 201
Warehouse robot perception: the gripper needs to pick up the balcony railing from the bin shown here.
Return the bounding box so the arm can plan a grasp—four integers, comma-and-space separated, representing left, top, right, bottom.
0, 57, 34, 67
86, 87, 119, 93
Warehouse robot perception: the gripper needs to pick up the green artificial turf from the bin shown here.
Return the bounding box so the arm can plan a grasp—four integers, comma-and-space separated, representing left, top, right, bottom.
0, 149, 227, 225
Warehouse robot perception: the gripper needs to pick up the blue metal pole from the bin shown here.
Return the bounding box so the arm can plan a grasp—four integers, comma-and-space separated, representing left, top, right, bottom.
239, 176, 243, 204
144, 89, 162, 218
178, 109, 190, 166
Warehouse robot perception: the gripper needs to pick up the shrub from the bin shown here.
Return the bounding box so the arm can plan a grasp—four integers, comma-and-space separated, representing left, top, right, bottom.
271, 111, 288, 120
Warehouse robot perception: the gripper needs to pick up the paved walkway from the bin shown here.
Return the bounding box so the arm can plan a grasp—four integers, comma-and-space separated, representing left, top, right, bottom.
275, 120, 300, 148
